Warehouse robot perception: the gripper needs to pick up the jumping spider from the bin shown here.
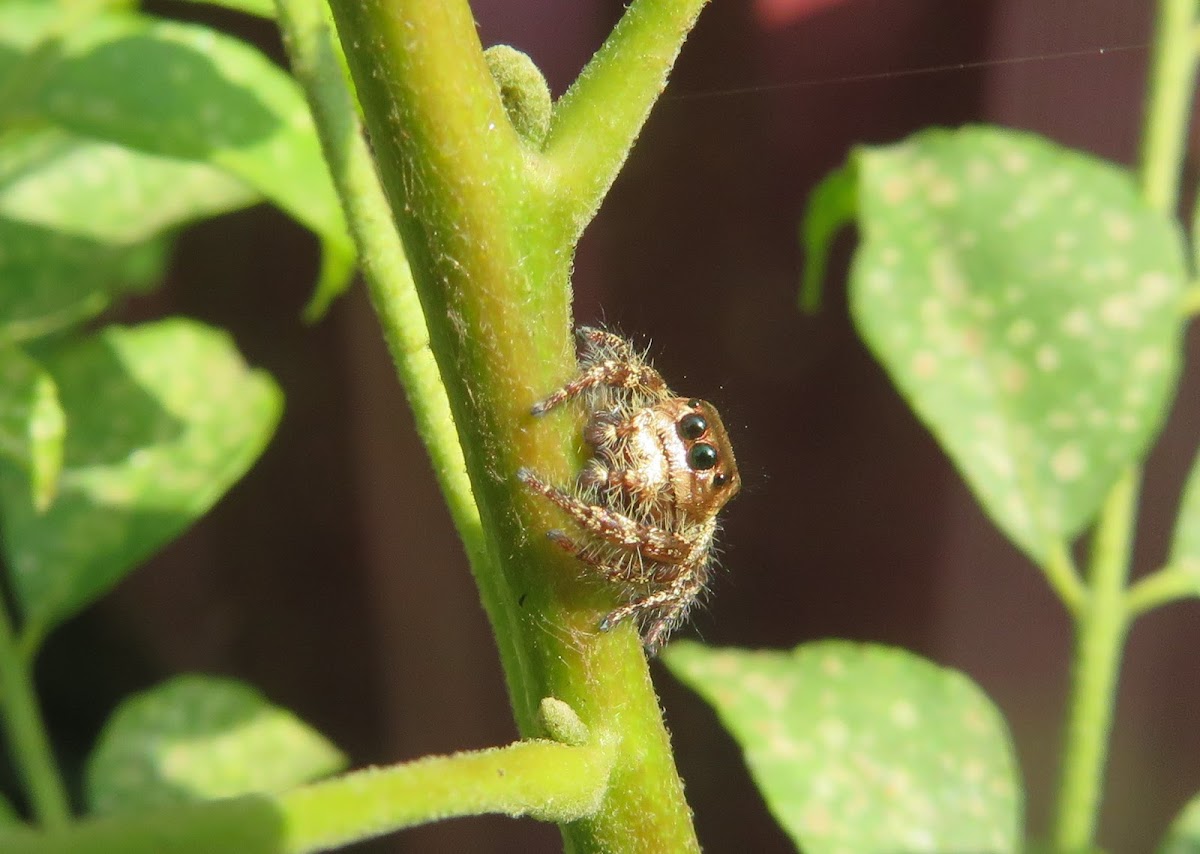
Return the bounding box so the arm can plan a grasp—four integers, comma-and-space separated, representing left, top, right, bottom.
518, 327, 740, 654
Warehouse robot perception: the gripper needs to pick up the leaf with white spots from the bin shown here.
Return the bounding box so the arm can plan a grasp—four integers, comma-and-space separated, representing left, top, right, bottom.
0, 127, 257, 342
0, 346, 65, 512
0, 319, 282, 646
822, 126, 1187, 562
0, 2, 354, 312
85, 675, 346, 816
663, 640, 1022, 854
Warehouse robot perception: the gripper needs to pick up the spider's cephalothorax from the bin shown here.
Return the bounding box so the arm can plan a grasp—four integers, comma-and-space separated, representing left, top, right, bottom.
518, 327, 740, 654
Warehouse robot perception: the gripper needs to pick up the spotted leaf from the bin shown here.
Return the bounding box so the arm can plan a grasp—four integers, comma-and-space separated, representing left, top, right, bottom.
816, 126, 1187, 563
663, 640, 1022, 854
0, 319, 282, 647
86, 675, 345, 816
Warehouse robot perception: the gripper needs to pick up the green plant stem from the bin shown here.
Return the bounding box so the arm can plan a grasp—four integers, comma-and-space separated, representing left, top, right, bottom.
1052, 470, 1137, 850
324, 1, 706, 850
269, 0, 501, 638
0, 598, 69, 828
1125, 564, 1197, 618
273, 0, 539, 734
1051, 1, 1199, 846
1044, 540, 1086, 617
1139, 0, 1200, 214
1183, 285, 1200, 315
0, 736, 616, 854
541, 0, 710, 244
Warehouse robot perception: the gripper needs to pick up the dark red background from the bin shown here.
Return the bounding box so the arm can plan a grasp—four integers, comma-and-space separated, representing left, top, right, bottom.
33, 1, 1200, 852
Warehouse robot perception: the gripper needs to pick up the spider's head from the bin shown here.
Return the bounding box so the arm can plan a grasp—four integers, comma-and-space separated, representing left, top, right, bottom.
663, 397, 741, 518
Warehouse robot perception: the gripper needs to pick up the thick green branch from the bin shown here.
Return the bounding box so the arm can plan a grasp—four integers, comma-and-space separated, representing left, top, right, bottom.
0, 734, 616, 854
541, 0, 711, 243
323, 2, 705, 851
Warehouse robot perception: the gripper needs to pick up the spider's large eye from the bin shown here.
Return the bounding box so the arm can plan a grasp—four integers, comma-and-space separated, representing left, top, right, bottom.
688, 443, 718, 470
678, 412, 708, 440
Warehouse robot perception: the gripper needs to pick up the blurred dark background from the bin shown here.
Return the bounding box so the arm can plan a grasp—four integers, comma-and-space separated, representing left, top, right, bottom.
28, 1, 1200, 852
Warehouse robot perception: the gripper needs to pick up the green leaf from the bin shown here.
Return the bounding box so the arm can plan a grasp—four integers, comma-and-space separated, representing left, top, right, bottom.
1160, 791, 1200, 854
0, 319, 282, 645
663, 640, 1022, 854
0, 217, 170, 346
86, 675, 346, 815
0, 127, 257, 245
0, 790, 20, 827
0, 128, 256, 342
0, 346, 65, 511
844, 126, 1186, 563
0, 2, 354, 308
799, 162, 858, 313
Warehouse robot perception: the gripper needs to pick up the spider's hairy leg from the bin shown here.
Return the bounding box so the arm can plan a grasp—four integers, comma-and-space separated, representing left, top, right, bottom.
530, 330, 667, 416
603, 568, 708, 654
546, 529, 647, 584
530, 361, 668, 416
576, 326, 636, 361
518, 468, 692, 563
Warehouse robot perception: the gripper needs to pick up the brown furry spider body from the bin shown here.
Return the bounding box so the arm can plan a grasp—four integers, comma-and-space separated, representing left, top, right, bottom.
518, 327, 740, 653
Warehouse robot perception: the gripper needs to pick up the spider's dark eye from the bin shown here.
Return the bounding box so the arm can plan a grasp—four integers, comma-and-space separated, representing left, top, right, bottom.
687, 398, 702, 408
688, 443, 718, 471
678, 412, 708, 440
713, 472, 729, 488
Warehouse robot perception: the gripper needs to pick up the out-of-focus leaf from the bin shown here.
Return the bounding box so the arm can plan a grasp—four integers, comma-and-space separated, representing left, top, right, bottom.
664, 640, 1022, 854
0, 216, 170, 345
1160, 791, 1200, 854
0, 790, 20, 826
86, 675, 345, 815
0, 127, 257, 244
0, 319, 282, 646
799, 162, 857, 313
844, 126, 1186, 562
0, 128, 255, 341
0, 2, 355, 309
0, 346, 65, 510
